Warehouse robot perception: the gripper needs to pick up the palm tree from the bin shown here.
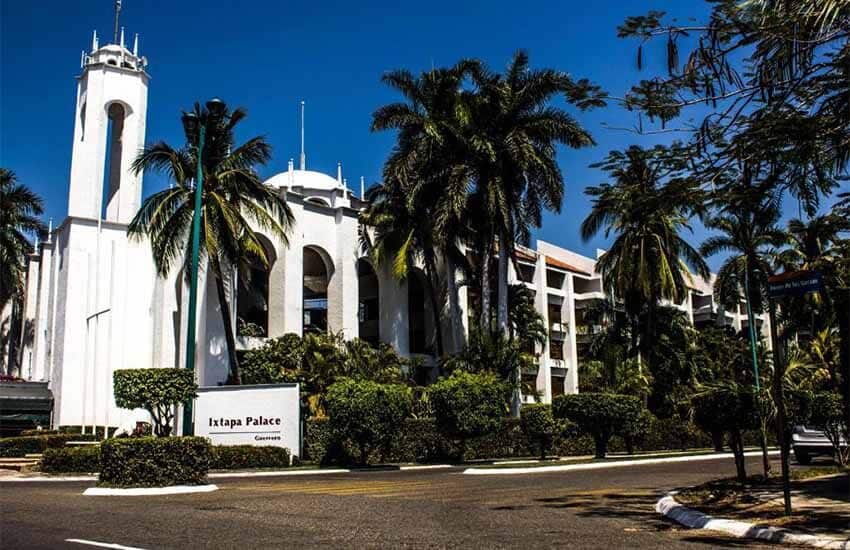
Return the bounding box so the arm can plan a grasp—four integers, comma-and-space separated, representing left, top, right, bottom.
581, 145, 709, 356
0, 169, 45, 310
369, 62, 480, 356
699, 197, 788, 314
129, 101, 293, 384
468, 51, 595, 334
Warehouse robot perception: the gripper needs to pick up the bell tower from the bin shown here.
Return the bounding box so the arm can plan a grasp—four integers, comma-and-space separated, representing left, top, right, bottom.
67, 27, 149, 223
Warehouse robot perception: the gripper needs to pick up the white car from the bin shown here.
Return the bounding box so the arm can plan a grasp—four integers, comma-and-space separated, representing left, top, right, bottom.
791, 425, 847, 465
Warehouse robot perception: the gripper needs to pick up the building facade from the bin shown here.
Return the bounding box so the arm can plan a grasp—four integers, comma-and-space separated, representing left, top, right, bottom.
7, 31, 770, 430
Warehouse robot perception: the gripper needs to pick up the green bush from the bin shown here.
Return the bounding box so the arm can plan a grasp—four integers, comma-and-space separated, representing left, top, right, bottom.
210, 445, 293, 470
553, 393, 642, 458
0, 434, 99, 458
99, 436, 211, 488
57, 426, 118, 438
326, 379, 412, 465
691, 387, 759, 482
41, 446, 101, 473
242, 333, 305, 385
20, 429, 59, 437
429, 371, 507, 456
113, 369, 197, 437
809, 392, 849, 464
520, 404, 559, 459
620, 408, 654, 455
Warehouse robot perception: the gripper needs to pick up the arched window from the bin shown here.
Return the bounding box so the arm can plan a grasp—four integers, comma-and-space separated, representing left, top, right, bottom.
357, 259, 379, 345
236, 237, 275, 337
101, 102, 125, 220
306, 197, 330, 207
303, 247, 331, 333
408, 269, 433, 354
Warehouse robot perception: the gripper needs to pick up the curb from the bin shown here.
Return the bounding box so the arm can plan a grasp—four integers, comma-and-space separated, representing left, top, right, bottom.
463, 450, 780, 475
209, 469, 350, 479
83, 484, 219, 497
656, 494, 850, 549
0, 475, 97, 482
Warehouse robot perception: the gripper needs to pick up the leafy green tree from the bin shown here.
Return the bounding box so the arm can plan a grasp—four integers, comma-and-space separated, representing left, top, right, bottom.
0, 168, 44, 310
553, 393, 643, 458
325, 379, 412, 465
129, 101, 293, 385
428, 371, 507, 457
520, 404, 560, 460
808, 392, 849, 465
241, 333, 304, 385
692, 384, 759, 483
113, 369, 198, 437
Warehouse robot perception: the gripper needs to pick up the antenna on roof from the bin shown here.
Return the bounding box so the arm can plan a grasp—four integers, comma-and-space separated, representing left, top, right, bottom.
299, 100, 306, 170
113, 0, 122, 44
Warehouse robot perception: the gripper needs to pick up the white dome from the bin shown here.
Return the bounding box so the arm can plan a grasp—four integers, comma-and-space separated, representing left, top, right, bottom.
264, 169, 342, 191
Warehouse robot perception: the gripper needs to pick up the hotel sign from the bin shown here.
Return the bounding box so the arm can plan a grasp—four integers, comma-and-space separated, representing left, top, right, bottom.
194, 384, 300, 456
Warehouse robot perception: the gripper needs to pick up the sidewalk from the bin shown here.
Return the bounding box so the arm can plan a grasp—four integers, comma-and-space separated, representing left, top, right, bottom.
669, 472, 850, 547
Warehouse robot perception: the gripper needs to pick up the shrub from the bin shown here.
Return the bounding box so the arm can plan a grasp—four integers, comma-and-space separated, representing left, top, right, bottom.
553, 393, 642, 458
809, 392, 849, 465
325, 379, 412, 465
428, 371, 507, 458
210, 445, 293, 470
20, 429, 59, 437
692, 386, 758, 482
99, 436, 211, 487
520, 404, 559, 459
620, 409, 655, 455
242, 333, 304, 385
113, 369, 197, 437
41, 446, 101, 473
0, 434, 99, 458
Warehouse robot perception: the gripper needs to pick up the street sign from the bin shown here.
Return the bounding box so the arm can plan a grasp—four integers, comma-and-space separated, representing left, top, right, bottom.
194, 384, 300, 456
768, 270, 822, 297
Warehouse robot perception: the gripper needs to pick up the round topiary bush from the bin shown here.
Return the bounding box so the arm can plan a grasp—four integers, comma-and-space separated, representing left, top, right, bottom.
552, 393, 642, 458
520, 403, 559, 459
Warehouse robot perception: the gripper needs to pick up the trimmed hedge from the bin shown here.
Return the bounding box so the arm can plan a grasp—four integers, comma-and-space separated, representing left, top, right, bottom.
520, 404, 560, 459
210, 445, 294, 470
553, 393, 643, 458
20, 429, 60, 437
99, 437, 211, 488
41, 446, 101, 473
0, 434, 99, 458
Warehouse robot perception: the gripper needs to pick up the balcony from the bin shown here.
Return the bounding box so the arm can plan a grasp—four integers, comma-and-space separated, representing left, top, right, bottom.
549, 322, 568, 341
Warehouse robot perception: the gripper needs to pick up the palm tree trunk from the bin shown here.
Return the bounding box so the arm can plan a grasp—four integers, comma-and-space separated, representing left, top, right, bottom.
497, 232, 509, 335
480, 243, 492, 331
445, 255, 461, 353
212, 269, 241, 385
424, 256, 445, 358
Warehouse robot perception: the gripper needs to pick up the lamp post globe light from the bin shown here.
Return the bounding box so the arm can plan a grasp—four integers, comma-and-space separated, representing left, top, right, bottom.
181, 99, 226, 436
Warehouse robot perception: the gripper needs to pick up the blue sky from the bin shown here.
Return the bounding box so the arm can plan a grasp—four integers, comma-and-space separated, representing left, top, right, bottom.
2, 1, 841, 269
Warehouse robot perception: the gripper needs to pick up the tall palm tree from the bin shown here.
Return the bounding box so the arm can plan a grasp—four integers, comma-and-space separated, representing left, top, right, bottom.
581, 146, 709, 355
468, 51, 595, 333
129, 101, 293, 384
369, 62, 479, 356
699, 197, 788, 314
0, 169, 45, 310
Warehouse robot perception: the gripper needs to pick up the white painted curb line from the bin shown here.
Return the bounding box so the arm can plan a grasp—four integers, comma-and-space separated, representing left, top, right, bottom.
657, 494, 850, 549
399, 464, 453, 471
209, 468, 350, 478
463, 450, 780, 475
83, 484, 219, 496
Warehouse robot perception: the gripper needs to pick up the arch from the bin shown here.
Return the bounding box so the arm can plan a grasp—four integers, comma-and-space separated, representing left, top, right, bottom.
101, 102, 129, 221
306, 197, 330, 207
357, 258, 380, 345
408, 268, 435, 354
303, 245, 334, 334
236, 235, 276, 337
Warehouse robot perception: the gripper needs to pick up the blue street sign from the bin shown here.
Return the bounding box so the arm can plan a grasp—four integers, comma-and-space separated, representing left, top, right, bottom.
768, 270, 822, 297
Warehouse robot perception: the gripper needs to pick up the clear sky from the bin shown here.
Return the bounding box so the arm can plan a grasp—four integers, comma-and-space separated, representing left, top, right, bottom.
2, 1, 840, 269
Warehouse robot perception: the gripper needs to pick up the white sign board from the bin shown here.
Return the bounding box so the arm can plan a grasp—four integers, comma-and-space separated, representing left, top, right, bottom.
193, 384, 300, 456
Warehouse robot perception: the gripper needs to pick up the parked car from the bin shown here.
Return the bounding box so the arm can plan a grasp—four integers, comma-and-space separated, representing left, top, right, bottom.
791, 425, 847, 465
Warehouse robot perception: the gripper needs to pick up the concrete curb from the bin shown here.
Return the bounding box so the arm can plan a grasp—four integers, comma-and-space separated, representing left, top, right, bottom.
463, 450, 780, 475
83, 484, 219, 497
208, 469, 350, 478
0, 475, 97, 482
657, 494, 850, 549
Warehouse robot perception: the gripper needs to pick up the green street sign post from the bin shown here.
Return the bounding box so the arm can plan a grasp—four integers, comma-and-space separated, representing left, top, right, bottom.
766, 269, 822, 516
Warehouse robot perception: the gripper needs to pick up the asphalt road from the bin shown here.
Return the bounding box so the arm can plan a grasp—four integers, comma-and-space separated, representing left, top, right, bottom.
1, 455, 786, 549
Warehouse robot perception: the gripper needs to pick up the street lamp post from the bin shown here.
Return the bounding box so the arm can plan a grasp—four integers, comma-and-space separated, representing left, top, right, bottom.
181, 99, 225, 436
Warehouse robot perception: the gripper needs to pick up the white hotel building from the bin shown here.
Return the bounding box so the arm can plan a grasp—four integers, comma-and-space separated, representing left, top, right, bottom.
3, 31, 769, 430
